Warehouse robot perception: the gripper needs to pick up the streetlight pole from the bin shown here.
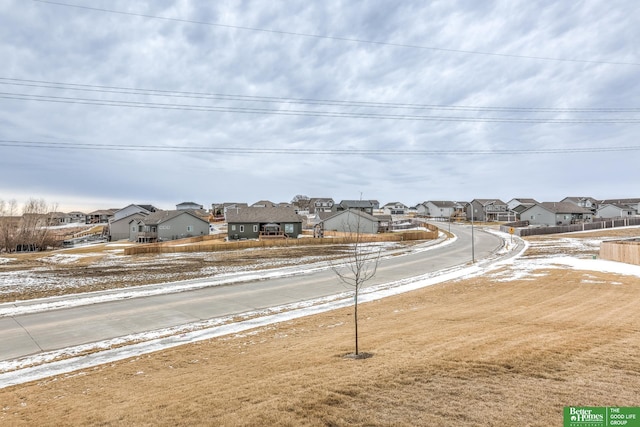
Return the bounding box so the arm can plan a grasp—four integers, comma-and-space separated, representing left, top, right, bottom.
471, 206, 475, 263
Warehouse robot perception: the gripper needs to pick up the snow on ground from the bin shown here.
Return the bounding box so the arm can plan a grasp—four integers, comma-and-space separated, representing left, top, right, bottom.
1, 229, 639, 388
0, 239, 450, 313
0, 258, 14, 265
38, 253, 96, 265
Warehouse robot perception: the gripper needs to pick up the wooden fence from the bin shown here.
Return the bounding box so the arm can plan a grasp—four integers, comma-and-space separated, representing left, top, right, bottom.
501, 217, 640, 237
124, 227, 439, 255
600, 239, 640, 265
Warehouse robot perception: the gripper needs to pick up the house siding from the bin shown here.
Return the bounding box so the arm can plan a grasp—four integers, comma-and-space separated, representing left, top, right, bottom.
157, 214, 210, 241
228, 221, 303, 240
228, 222, 257, 240
425, 202, 455, 218
322, 210, 379, 234
523, 205, 557, 226
109, 213, 147, 241
597, 205, 636, 218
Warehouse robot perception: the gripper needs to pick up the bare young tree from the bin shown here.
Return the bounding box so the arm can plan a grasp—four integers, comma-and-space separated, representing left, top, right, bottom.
18, 198, 58, 251
331, 210, 381, 358
0, 199, 19, 253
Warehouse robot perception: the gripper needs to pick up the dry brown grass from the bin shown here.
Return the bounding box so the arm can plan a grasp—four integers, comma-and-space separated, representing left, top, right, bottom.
2, 241, 639, 425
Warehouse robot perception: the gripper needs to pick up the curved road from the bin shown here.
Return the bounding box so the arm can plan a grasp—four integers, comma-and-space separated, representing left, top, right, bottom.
0, 224, 509, 362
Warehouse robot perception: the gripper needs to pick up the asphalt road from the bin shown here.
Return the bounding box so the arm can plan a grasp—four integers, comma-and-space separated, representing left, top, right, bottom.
0, 224, 509, 362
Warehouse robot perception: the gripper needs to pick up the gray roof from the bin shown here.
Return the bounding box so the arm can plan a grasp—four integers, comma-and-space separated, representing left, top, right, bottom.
320, 209, 379, 224
598, 203, 638, 211
427, 201, 458, 208
310, 198, 334, 203
226, 207, 303, 223
339, 200, 375, 208
141, 210, 207, 225
600, 198, 640, 205
562, 196, 598, 204
510, 198, 538, 205
221, 202, 248, 208
251, 200, 277, 207
511, 205, 530, 214
317, 211, 336, 221
536, 202, 593, 214
473, 199, 507, 206
87, 209, 117, 215
110, 211, 149, 224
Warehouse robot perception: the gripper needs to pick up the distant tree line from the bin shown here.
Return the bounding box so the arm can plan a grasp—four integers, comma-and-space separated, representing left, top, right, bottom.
0, 198, 59, 253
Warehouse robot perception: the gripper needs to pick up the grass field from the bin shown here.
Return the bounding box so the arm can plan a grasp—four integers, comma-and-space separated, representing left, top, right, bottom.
1, 229, 639, 426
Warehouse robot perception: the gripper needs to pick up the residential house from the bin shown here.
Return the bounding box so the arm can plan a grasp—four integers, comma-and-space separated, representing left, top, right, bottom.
507, 199, 538, 221
112, 204, 158, 222
48, 212, 72, 225
86, 209, 117, 224
382, 202, 409, 215
336, 200, 376, 215
291, 196, 311, 214
375, 214, 392, 233
109, 212, 150, 241
226, 207, 303, 240
422, 201, 464, 219
520, 202, 593, 226
561, 197, 599, 214
599, 198, 640, 213
251, 200, 277, 208
133, 210, 210, 243
596, 204, 638, 219
67, 211, 87, 224
414, 202, 429, 216
176, 202, 203, 210
319, 209, 380, 234
467, 199, 510, 222
507, 198, 538, 211
211, 202, 248, 219
308, 198, 335, 214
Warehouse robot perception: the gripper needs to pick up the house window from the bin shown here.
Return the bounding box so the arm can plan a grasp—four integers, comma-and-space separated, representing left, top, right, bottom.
253, 225, 258, 232
284, 223, 294, 234
240, 225, 244, 232
187, 226, 193, 232
231, 225, 236, 231
132, 226, 136, 232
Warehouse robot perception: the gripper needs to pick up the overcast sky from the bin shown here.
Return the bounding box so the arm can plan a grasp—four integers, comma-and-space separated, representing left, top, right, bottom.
1, 0, 639, 212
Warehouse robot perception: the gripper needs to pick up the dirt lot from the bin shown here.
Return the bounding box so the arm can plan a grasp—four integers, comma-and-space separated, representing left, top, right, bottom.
1, 228, 639, 426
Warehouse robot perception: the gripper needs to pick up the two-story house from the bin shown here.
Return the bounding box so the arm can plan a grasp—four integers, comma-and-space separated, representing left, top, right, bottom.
467, 199, 510, 222
381, 202, 409, 216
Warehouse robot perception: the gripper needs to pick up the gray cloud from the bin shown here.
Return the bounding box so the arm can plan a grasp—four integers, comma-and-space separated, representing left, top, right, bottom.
1, 0, 639, 211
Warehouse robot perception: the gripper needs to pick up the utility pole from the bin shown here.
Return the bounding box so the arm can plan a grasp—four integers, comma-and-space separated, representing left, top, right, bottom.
471, 206, 475, 263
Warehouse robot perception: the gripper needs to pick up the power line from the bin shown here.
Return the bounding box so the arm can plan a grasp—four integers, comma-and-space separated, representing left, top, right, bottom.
2, 139, 639, 155
1, 77, 639, 113
33, 0, 640, 67
2, 92, 639, 123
